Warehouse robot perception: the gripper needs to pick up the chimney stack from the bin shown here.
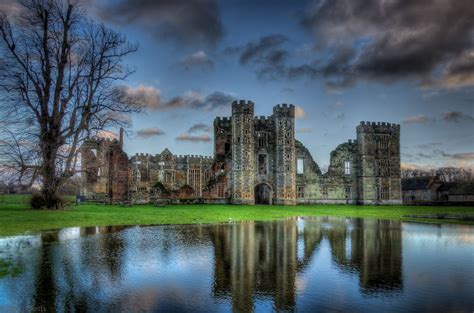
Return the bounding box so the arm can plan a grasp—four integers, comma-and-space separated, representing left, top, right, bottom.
119, 127, 124, 149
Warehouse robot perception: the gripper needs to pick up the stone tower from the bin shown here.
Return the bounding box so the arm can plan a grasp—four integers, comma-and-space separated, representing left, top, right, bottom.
81, 136, 129, 203
231, 100, 255, 204
273, 104, 296, 205
356, 122, 402, 204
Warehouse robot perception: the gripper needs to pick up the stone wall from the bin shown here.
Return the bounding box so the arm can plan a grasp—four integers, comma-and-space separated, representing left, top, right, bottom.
231, 100, 256, 204
357, 122, 402, 204
273, 104, 296, 205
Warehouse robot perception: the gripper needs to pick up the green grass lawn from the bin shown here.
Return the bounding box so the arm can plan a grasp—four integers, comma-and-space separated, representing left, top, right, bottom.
0, 194, 473, 236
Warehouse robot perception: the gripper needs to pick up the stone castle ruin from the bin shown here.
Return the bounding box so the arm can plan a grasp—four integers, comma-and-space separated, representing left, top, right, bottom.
81, 100, 402, 205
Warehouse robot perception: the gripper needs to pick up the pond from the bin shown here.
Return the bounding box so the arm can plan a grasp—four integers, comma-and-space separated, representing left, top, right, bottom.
0, 217, 473, 312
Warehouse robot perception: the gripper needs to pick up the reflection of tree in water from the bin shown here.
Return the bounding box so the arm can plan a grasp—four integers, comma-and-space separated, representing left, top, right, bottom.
209, 218, 323, 312
31, 226, 129, 312
33, 232, 58, 312
325, 217, 403, 294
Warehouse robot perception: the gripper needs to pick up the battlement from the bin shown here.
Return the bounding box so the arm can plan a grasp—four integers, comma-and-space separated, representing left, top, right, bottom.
273, 103, 295, 117
176, 154, 213, 162
214, 116, 232, 128
254, 115, 271, 121
131, 153, 152, 162
358, 121, 400, 132
347, 139, 358, 146
232, 100, 254, 115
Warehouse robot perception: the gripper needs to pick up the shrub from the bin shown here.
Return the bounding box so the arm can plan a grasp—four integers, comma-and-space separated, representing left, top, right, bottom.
30, 193, 67, 209
30, 193, 45, 209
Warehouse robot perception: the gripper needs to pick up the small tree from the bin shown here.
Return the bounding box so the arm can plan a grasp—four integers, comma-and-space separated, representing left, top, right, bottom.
0, 0, 141, 208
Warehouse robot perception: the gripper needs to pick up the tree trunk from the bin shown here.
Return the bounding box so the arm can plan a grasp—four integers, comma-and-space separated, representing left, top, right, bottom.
41, 140, 62, 209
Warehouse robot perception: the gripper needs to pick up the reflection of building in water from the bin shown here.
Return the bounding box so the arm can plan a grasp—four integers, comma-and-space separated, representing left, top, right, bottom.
209, 219, 323, 312
325, 217, 403, 293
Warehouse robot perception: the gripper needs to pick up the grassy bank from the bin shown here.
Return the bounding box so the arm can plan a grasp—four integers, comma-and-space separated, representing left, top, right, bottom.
0, 194, 473, 236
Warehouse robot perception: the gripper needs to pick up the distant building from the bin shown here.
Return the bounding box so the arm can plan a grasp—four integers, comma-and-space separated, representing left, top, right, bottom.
81, 100, 402, 205
402, 177, 443, 202
402, 177, 474, 204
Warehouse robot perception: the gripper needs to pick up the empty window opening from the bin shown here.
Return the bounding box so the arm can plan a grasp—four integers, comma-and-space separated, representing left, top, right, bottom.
297, 158, 304, 174
298, 186, 305, 198
258, 154, 267, 175
344, 161, 351, 175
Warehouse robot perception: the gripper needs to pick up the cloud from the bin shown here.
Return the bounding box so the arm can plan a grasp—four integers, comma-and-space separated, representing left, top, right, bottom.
233, 1, 474, 90
435, 50, 474, 89
299, 0, 474, 89
187, 123, 211, 133
95, 0, 224, 48
417, 142, 443, 149
96, 130, 118, 140
136, 127, 165, 138
238, 34, 288, 65
197, 91, 236, 110
336, 112, 345, 120
296, 127, 312, 134
122, 85, 164, 110
177, 51, 215, 71
176, 134, 211, 142
434, 149, 474, 161
0, 1, 21, 16
121, 85, 235, 111
402, 115, 429, 125
228, 34, 289, 81
294, 106, 306, 119
441, 111, 474, 123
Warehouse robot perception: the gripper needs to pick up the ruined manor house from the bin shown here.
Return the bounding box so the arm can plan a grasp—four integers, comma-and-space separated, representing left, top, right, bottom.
81, 100, 402, 205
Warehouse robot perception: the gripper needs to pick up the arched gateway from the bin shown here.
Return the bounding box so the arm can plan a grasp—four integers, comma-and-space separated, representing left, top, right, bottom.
255, 183, 272, 205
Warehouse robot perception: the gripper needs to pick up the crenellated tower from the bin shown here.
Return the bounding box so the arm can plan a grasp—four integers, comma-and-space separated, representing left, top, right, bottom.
273, 104, 296, 205
231, 100, 255, 204
356, 121, 402, 204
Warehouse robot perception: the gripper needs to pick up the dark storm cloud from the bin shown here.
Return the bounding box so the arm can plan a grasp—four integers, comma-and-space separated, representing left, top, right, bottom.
299, 0, 474, 89
187, 123, 211, 133
96, 0, 224, 48
227, 34, 290, 81
122, 86, 235, 111
238, 35, 288, 66
234, 1, 474, 90
196, 91, 236, 110
441, 111, 474, 123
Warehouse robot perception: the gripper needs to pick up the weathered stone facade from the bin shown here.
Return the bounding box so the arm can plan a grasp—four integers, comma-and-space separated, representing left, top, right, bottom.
81, 100, 402, 205
80, 136, 128, 203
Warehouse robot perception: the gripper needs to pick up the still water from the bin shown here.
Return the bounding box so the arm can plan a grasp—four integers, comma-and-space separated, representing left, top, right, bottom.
0, 217, 473, 312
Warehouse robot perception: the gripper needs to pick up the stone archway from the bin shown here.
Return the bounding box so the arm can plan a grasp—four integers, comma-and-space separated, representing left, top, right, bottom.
255, 183, 272, 205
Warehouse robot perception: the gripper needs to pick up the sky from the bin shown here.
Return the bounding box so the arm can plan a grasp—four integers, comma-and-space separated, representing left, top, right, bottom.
21, 0, 474, 171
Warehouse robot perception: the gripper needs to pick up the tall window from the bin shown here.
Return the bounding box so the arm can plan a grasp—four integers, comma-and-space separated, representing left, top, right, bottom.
258, 132, 267, 148
344, 161, 351, 175
133, 169, 141, 182
322, 187, 328, 199
188, 169, 201, 197
297, 158, 304, 174
217, 184, 225, 198
345, 186, 352, 199
297, 186, 305, 198
381, 187, 390, 200
377, 186, 390, 200
258, 154, 267, 175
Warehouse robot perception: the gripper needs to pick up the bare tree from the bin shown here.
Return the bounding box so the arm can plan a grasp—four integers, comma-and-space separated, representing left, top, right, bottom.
0, 0, 141, 208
